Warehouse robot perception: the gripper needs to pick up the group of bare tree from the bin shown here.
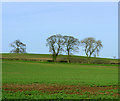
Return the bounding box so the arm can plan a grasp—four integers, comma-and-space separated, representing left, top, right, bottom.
10, 34, 103, 63
46, 34, 103, 63
46, 34, 80, 63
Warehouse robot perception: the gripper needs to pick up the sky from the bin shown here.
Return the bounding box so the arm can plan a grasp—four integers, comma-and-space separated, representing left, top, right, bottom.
2, 2, 118, 58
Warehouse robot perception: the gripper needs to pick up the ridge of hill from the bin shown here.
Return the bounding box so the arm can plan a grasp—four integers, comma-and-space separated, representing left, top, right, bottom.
1, 53, 119, 64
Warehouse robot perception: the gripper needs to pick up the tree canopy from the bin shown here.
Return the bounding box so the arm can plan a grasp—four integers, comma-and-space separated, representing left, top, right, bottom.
46, 34, 64, 62
63, 35, 80, 63
80, 37, 103, 63
10, 39, 26, 53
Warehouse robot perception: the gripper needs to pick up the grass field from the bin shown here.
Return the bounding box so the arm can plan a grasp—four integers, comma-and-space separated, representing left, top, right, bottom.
2, 58, 119, 99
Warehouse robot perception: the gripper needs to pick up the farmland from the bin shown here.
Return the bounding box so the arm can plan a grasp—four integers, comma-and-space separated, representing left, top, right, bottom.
1, 54, 119, 99
1, 53, 119, 64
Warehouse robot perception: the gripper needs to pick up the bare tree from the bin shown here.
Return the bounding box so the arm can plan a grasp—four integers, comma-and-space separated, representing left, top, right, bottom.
46, 34, 64, 62
81, 37, 103, 63
10, 39, 26, 53
63, 36, 80, 63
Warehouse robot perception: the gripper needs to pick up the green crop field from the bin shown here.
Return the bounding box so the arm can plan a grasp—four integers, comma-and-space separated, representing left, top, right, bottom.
2, 57, 119, 100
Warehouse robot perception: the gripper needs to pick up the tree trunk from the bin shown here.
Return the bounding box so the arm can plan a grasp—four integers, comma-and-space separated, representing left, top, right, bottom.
67, 52, 70, 63
53, 54, 56, 62
87, 57, 91, 64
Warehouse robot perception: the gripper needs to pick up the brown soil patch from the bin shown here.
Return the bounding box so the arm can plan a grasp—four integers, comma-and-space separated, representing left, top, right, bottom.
3, 84, 118, 94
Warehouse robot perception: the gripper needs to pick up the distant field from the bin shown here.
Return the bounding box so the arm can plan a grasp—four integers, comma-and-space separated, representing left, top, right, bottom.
1, 53, 119, 64
2, 59, 119, 99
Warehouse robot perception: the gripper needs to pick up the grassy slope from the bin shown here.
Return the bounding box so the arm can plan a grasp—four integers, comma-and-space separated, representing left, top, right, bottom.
1, 53, 118, 59
2, 60, 118, 86
1, 53, 119, 64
